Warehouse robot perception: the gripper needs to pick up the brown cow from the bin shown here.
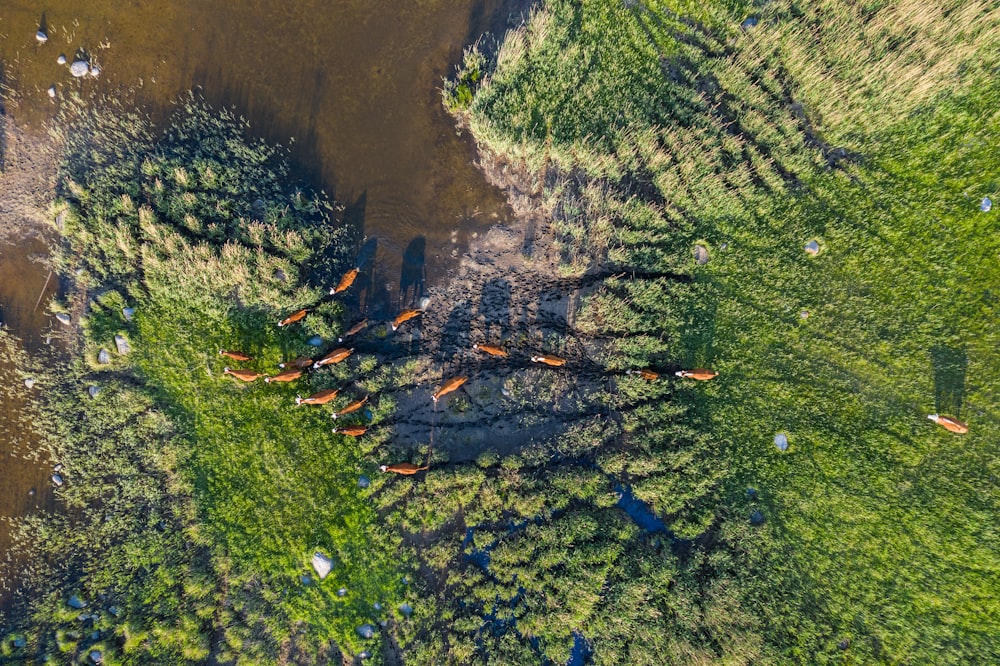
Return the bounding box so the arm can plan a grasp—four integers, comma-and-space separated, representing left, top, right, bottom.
224, 367, 265, 382
265, 368, 303, 383
432, 376, 468, 403
674, 368, 718, 381
473, 343, 508, 358
339, 319, 369, 343
927, 414, 969, 434
380, 462, 429, 475
279, 356, 314, 370
531, 354, 567, 367
312, 347, 353, 369
296, 388, 339, 406
278, 308, 308, 327
330, 268, 360, 296
332, 426, 367, 436
219, 350, 253, 361
332, 396, 369, 420
627, 369, 660, 381
391, 309, 423, 331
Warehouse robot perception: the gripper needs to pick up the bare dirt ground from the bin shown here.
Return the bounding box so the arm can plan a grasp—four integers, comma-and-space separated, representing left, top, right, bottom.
0, 109, 58, 245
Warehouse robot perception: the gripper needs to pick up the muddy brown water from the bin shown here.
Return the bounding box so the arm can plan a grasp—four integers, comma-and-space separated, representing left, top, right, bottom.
0, 0, 527, 608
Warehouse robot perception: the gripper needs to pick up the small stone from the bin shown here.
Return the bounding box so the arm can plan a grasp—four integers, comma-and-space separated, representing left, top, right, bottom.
56, 313, 71, 326
67, 595, 87, 609
108, 606, 121, 617
419, 296, 431, 309
800, 310, 809, 319
311, 551, 333, 580
12, 637, 26, 648
89, 65, 101, 78
52, 474, 64, 487
746, 487, 758, 499
981, 197, 992, 213
89, 649, 103, 664
693, 244, 710, 265
36, 30, 48, 43
359, 651, 371, 660
70, 61, 90, 78
501, 386, 511, 397
356, 624, 376, 639
47, 85, 56, 98
300, 575, 312, 585
838, 639, 850, 650
750, 510, 765, 525
24, 378, 35, 389
274, 269, 287, 283
88, 385, 101, 398
741, 17, 759, 30
122, 307, 135, 321
97, 349, 111, 364
307, 335, 323, 347
114, 335, 131, 355
337, 587, 347, 597
54, 463, 64, 472
57, 54, 66, 65
357, 475, 370, 489
399, 602, 413, 618
804, 240, 820, 256
373, 602, 382, 611
774, 433, 789, 452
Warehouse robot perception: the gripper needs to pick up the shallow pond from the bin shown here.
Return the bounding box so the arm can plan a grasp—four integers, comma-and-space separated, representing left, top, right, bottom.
0, 0, 524, 606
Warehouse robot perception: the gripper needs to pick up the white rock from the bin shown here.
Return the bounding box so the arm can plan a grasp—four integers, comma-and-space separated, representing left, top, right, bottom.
52, 474, 64, 487
981, 197, 992, 213
774, 433, 789, 451
97, 348, 111, 364
88, 385, 101, 398
24, 378, 35, 389
114, 334, 131, 355
311, 551, 333, 580
36, 31, 48, 43
70, 61, 90, 78
804, 240, 820, 256
47, 86, 56, 98
122, 307, 135, 321
89, 64, 101, 78
57, 54, 67, 65
56, 313, 71, 326
693, 244, 710, 265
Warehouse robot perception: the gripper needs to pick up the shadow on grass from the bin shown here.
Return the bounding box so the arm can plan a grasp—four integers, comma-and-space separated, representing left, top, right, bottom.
931, 345, 967, 417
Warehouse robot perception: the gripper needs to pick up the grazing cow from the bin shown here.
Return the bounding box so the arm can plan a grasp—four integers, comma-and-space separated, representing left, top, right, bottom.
473, 343, 508, 358
531, 354, 567, 367
265, 368, 303, 383
224, 367, 265, 382
627, 369, 660, 381
330, 268, 360, 295
278, 308, 308, 327
675, 368, 718, 380
339, 319, 369, 342
312, 347, 353, 369
295, 388, 340, 406
432, 376, 468, 403
279, 356, 314, 370
332, 426, 367, 436
219, 350, 253, 361
391, 309, 423, 331
380, 462, 429, 475
927, 414, 969, 434
332, 396, 369, 420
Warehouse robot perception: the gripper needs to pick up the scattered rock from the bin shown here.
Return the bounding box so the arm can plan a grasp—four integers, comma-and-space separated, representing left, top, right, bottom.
741, 17, 759, 30
12, 637, 26, 648
357, 475, 370, 489
122, 307, 135, 321
56, 312, 71, 326
399, 602, 413, 618
337, 587, 347, 597
746, 487, 758, 499
52, 474, 64, 487
47, 85, 56, 98
70, 61, 90, 78
24, 378, 35, 389
750, 510, 765, 525
54, 463, 64, 473
356, 624, 376, 639
373, 602, 382, 611
89, 649, 103, 664
274, 269, 287, 283
57, 54, 66, 65
981, 197, 992, 213
108, 606, 121, 617
693, 244, 710, 265
419, 296, 431, 309
838, 639, 850, 650
89, 64, 101, 78
114, 335, 131, 355
88, 385, 101, 398
799, 310, 809, 319
774, 433, 789, 451
311, 551, 333, 580
300, 575, 312, 585
359, 651, 371, 660
36, 30, 48, 43
307, 335, 323, 347
97, 349, 111, 364
67, 595, 87, 609
804, 240, 820, 256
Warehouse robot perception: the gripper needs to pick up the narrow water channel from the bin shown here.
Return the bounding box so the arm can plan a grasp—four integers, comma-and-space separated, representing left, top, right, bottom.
0, 0, 526, 607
